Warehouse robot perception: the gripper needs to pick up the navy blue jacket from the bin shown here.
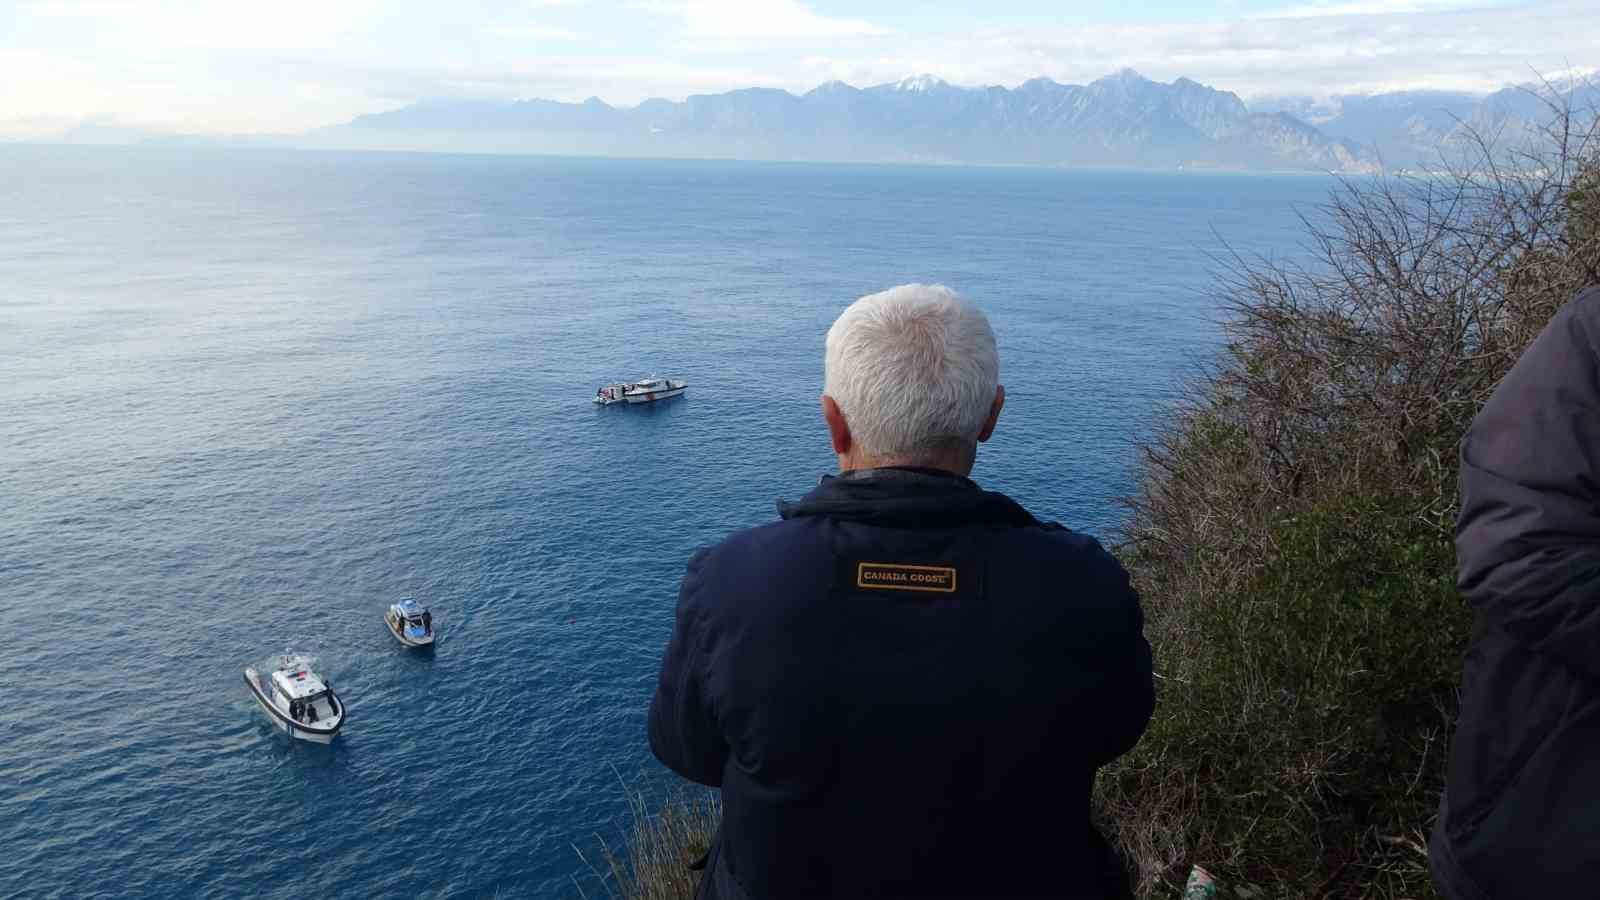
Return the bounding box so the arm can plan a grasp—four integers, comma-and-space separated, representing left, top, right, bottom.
1432, 286, 1600, 899
649, 467, 1155, 899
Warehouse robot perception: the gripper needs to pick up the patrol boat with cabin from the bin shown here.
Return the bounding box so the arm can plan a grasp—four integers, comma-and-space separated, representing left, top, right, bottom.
384, 598, 435, 648
243, 654, 345, 743
593, 376, 687, 405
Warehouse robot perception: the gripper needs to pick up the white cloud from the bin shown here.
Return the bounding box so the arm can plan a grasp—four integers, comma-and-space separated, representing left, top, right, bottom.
491, 24, 582, 41
0, 49, 109, 119
841, 4, 1600, 101
0, 114, 82, 141
22, 1, 137, 18
1256, 0, 1488, 17
633, 0, 891, 39
5, 0, 1598, 135
0, 46, 386, 134
19, 0, 383, 51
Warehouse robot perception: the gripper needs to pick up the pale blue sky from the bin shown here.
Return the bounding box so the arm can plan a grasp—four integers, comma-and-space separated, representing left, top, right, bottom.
2, 0, 1594, 137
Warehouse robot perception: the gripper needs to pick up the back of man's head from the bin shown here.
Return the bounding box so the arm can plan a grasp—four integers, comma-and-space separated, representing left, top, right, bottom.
824, 284, 1000, 468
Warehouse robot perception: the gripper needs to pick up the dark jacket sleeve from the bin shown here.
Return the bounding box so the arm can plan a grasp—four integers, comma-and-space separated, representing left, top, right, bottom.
1457, 286, 1600, 679
1090, 547, 1156, 767
648, 549, 729, 786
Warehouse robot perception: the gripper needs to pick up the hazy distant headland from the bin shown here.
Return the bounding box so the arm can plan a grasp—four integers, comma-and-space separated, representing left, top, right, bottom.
37, 68, 1599, 174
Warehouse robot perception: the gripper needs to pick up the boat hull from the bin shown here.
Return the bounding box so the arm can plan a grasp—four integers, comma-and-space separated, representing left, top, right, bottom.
243, 669, 343, 743
624, 387, 686, 404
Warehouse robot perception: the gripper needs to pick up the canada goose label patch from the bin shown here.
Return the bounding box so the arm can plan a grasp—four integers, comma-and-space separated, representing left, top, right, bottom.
855, 562, 958, 593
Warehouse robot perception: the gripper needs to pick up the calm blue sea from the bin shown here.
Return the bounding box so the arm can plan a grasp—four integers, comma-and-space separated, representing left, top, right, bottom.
0, 146, 1333, 897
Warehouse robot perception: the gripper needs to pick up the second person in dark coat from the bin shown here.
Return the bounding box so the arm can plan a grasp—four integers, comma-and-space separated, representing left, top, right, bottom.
1432, 285, 1600, 899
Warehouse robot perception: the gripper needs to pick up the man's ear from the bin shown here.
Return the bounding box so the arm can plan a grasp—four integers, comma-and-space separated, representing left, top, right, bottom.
976, 384, 1005, 443
822, 394, 852, 456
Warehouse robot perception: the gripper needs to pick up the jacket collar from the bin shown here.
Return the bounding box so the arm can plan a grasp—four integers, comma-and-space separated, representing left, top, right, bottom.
777, 466, 1039, 529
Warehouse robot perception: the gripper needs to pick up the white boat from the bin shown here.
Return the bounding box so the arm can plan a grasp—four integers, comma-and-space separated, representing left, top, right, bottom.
243, 654, 345, 743
593, 376, 687, 405
384, 598, 435, 648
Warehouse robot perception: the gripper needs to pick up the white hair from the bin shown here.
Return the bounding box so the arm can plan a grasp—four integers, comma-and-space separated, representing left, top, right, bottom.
824, 283, 999, 462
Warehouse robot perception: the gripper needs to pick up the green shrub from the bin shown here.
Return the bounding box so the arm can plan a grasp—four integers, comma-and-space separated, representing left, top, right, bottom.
1102, 94, 1599, 897
1108, 475, 1464, 896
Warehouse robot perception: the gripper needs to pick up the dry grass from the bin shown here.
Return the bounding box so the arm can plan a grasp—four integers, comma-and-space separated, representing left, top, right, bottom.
579, 786, 718, 900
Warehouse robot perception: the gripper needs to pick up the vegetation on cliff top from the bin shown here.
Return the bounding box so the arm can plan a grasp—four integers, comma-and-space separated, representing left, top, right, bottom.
579, 786, 718, 900
1100, 94, 1599, 897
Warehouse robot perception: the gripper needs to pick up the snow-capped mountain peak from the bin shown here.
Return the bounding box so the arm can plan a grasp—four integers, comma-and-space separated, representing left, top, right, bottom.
894, 74, 948, 92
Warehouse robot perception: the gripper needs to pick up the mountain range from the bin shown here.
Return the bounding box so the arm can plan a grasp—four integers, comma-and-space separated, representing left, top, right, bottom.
1252, 76, 1598, 169
328, 70, 1380, 172
34, 69, 1598, 173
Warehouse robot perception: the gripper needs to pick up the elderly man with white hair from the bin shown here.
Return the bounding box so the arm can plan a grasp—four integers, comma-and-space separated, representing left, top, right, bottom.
649, 284, 1155, 900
